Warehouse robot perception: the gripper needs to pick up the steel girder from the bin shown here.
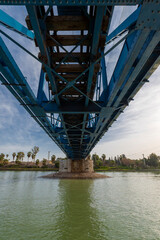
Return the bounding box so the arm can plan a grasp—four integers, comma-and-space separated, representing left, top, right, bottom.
0, 9, 34, 40
0, 1, 160, 160
0, 37, 66, 154
0, 0, 141, 5
26, 6, 72, 155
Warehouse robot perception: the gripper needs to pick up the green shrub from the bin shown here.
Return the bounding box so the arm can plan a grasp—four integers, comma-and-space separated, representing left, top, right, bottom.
3, 159, 9, 165
55, 161, 59, 169
42, 158, 47, 166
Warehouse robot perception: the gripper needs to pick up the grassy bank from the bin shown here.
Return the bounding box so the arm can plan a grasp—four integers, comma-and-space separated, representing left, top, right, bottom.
1, 166, 160, 172
95, 166, 160, 172
0, 167, 58, 171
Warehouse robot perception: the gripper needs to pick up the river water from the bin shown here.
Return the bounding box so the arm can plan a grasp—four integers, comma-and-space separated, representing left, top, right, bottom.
0, 171, 160, 240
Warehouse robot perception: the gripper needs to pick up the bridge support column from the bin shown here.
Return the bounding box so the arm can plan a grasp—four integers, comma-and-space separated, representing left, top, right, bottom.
59, 158, 94, 173
43, 157, 108, 178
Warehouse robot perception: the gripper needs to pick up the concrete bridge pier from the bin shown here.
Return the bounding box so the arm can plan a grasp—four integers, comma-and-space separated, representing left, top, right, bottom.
43, 157, 108, 178
59, 158, 94, 173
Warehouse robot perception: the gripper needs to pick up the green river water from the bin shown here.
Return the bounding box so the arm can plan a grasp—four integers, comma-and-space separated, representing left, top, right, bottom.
0, 171, 160, 240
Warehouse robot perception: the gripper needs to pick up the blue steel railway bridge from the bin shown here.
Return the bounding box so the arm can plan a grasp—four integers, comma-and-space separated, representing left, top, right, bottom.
0, 1, 160, 170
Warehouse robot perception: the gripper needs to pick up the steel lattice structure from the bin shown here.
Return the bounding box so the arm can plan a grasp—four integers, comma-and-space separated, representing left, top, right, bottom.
0, 1, 160, 160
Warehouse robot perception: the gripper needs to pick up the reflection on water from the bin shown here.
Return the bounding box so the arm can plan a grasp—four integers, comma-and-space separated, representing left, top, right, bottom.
0, 171, 160, 240
56, 180, 101, 240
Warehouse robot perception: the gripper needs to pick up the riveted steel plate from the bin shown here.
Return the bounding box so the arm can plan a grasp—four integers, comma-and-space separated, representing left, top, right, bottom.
0, 0, 142, 6
136, 0, 160, 30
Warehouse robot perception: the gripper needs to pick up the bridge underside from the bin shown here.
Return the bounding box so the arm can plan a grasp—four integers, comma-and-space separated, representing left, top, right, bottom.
0, 1, 160, 160
25, 5, 110, 160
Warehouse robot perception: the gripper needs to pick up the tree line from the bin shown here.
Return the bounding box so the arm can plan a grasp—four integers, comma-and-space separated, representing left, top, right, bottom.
0, 148, 160, 170
91, 153, 160, 169
0, 146, 39, 163
0, 146, 57, 167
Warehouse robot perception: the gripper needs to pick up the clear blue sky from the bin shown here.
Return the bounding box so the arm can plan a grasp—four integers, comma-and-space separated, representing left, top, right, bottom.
1, 6, 160, 161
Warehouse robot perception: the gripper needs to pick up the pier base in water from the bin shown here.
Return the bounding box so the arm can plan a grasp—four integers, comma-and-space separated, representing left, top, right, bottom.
42, 158, 109, 179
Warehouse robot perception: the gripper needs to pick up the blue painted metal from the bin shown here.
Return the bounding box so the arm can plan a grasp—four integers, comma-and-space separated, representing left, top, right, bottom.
37, 68, 47, 104
99, 53, 108, 103
0, 0, 141, 5
80, 6, 105, 146
42, 102, 101, 113
85, 29, 160, 155
56, 30, 134, 96
106, 6, 141, 44
0, 9, 34, 40
136, 2, 160, 31
0, 29, 78, 86
0, 36, 67, 154
85, 7, 105, 106
0, 2, 160, 160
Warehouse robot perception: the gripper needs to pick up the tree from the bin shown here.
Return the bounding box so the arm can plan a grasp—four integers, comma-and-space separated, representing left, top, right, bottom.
147, 153, 159, 167
36, 159, 39, 166
16, 152, 25, 162
121, 154, 126, 159
92, 153, 103, 168
6, 154, 9, 159
3, 159, 8, 165
55, 160, 59, 169
12, 152, 16, 161
21, 152, 25, 161
0, 153, 5, 162
32, 146, 39, 161
101, 154, 106, 165
16, 152, 21, 161
92, 153, 99, 163
42, 158, 47, 167
27, 151, 32, 162
31, 153, 36, 162
51, 155, 56, 163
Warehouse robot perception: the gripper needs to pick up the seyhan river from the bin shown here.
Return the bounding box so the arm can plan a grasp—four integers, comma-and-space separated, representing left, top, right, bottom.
0, 171, 160, 240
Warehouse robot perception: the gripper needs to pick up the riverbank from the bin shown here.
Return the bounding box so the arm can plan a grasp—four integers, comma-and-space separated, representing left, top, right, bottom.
96, 168, 160, 172
0, 167, 58, 171
0, 167, 160, 172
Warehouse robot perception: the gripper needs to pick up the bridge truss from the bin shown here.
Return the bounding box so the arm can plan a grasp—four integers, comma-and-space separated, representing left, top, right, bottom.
0, 1, 160, 160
